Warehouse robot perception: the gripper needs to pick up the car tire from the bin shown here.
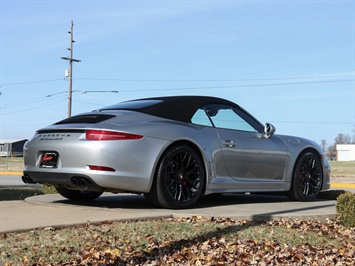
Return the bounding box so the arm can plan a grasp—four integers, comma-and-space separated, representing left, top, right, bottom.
145, 144, 205, 209
286, 152, 323, 201
56, 187, 103, 201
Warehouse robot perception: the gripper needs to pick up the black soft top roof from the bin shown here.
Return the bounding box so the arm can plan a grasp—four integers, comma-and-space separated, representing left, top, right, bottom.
99, 96, 240, 123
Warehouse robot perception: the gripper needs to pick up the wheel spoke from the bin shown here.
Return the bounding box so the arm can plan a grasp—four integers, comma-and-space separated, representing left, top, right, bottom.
184, 174, 200, 189
176, 184, 182, 200
302, 182, 310, 196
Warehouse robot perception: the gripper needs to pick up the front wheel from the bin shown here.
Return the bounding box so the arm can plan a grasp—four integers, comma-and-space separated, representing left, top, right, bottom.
56, 187, 103, 201
287, 152, 323, 201
145, 144, 205, 209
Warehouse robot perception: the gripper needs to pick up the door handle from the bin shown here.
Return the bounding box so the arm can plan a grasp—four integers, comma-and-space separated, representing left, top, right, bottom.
223, 139, 236, 148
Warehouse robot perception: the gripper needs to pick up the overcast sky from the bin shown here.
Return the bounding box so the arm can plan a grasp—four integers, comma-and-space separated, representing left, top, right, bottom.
0, 0, 354, 146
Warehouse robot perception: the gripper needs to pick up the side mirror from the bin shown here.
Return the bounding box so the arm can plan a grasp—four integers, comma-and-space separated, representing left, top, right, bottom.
264, 123, 276, 139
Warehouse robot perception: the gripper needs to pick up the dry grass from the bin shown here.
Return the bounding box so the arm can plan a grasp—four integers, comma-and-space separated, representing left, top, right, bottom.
330, 161, 355, 177
0, 157, 24, 172
0, 217, 352, 265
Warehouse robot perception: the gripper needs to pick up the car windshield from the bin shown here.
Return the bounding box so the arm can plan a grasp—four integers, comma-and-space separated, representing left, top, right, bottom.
99, 99, 162, 110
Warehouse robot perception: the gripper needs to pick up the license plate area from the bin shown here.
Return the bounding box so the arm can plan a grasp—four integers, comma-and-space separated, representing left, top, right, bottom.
40, 152, 59, 168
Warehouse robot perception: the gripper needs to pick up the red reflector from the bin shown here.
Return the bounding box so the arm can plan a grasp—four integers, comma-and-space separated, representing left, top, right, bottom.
88, 165, 116, 172
86, 130, 143, 140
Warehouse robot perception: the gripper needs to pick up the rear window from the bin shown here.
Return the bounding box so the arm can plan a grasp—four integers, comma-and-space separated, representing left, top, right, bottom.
54, 114, 115, 125
100, 99, 162, 110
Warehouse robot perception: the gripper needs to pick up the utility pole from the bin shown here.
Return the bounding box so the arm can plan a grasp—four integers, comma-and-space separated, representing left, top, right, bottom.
61, 20, 81, 117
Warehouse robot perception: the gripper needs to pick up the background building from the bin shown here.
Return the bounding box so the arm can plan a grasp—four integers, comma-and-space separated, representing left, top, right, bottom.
336, 144, 355, 161
0, 139, 28, 157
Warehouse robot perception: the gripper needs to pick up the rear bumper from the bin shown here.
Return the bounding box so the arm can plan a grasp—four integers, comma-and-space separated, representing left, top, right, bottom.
23, 169, 151, 193
23, 171, 103, 192
23, 134, 169, 193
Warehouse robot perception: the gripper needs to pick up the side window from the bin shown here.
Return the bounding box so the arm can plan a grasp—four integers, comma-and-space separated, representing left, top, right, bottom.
205, 104, 260, 132
191, 108, 213, 127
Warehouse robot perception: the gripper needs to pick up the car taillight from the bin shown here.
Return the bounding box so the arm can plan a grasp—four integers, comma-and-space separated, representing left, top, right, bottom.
88, 165, 116, 172
85, 130, 143, 140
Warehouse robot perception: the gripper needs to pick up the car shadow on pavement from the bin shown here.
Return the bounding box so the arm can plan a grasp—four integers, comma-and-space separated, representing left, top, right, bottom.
52, 191, 342, 210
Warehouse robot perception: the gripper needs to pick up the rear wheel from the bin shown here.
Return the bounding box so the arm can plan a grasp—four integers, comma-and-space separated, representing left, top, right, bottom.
287, 152, 323, 201
145, 144, 205, 209
56, 187, 103, 201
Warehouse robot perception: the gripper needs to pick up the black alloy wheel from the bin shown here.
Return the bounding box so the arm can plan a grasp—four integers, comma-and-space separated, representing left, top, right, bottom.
145, 144, 205, 209
287, 152, 323, 201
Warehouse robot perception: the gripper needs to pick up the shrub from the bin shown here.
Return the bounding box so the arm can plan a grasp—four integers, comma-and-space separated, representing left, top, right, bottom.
42, 185, 58, 194
336, 191, 355, 227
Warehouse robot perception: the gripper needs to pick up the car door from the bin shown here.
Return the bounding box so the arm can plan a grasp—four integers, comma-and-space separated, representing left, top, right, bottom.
204, 104, 289, 182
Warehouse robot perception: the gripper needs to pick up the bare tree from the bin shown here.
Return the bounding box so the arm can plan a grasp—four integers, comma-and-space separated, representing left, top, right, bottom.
327, 144, 336, 160
320, 139, 327, 152
334, 133, 351, 144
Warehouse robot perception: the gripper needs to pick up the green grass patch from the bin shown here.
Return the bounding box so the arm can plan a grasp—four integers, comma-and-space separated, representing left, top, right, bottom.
0, 185, 57, 201
0, 187, 44, 201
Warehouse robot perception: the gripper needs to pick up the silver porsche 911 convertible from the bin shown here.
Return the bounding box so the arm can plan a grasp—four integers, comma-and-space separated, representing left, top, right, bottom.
23, 96, 331, 208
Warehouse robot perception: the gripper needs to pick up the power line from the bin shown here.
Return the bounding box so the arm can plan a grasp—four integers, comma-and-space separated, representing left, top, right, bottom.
0, 90, 111, 111
1, 79, 353, 111
72, 99, 106, 107
0, 94, 65, 110
75, 74, 355, 82
117, 79, 354, 92
1, 75, 353, 115
0, 78, 65, 87
0, 90, 100, 110
0, 74, 353, 87
1, 98, 67, 115
269, 121, 354, 125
